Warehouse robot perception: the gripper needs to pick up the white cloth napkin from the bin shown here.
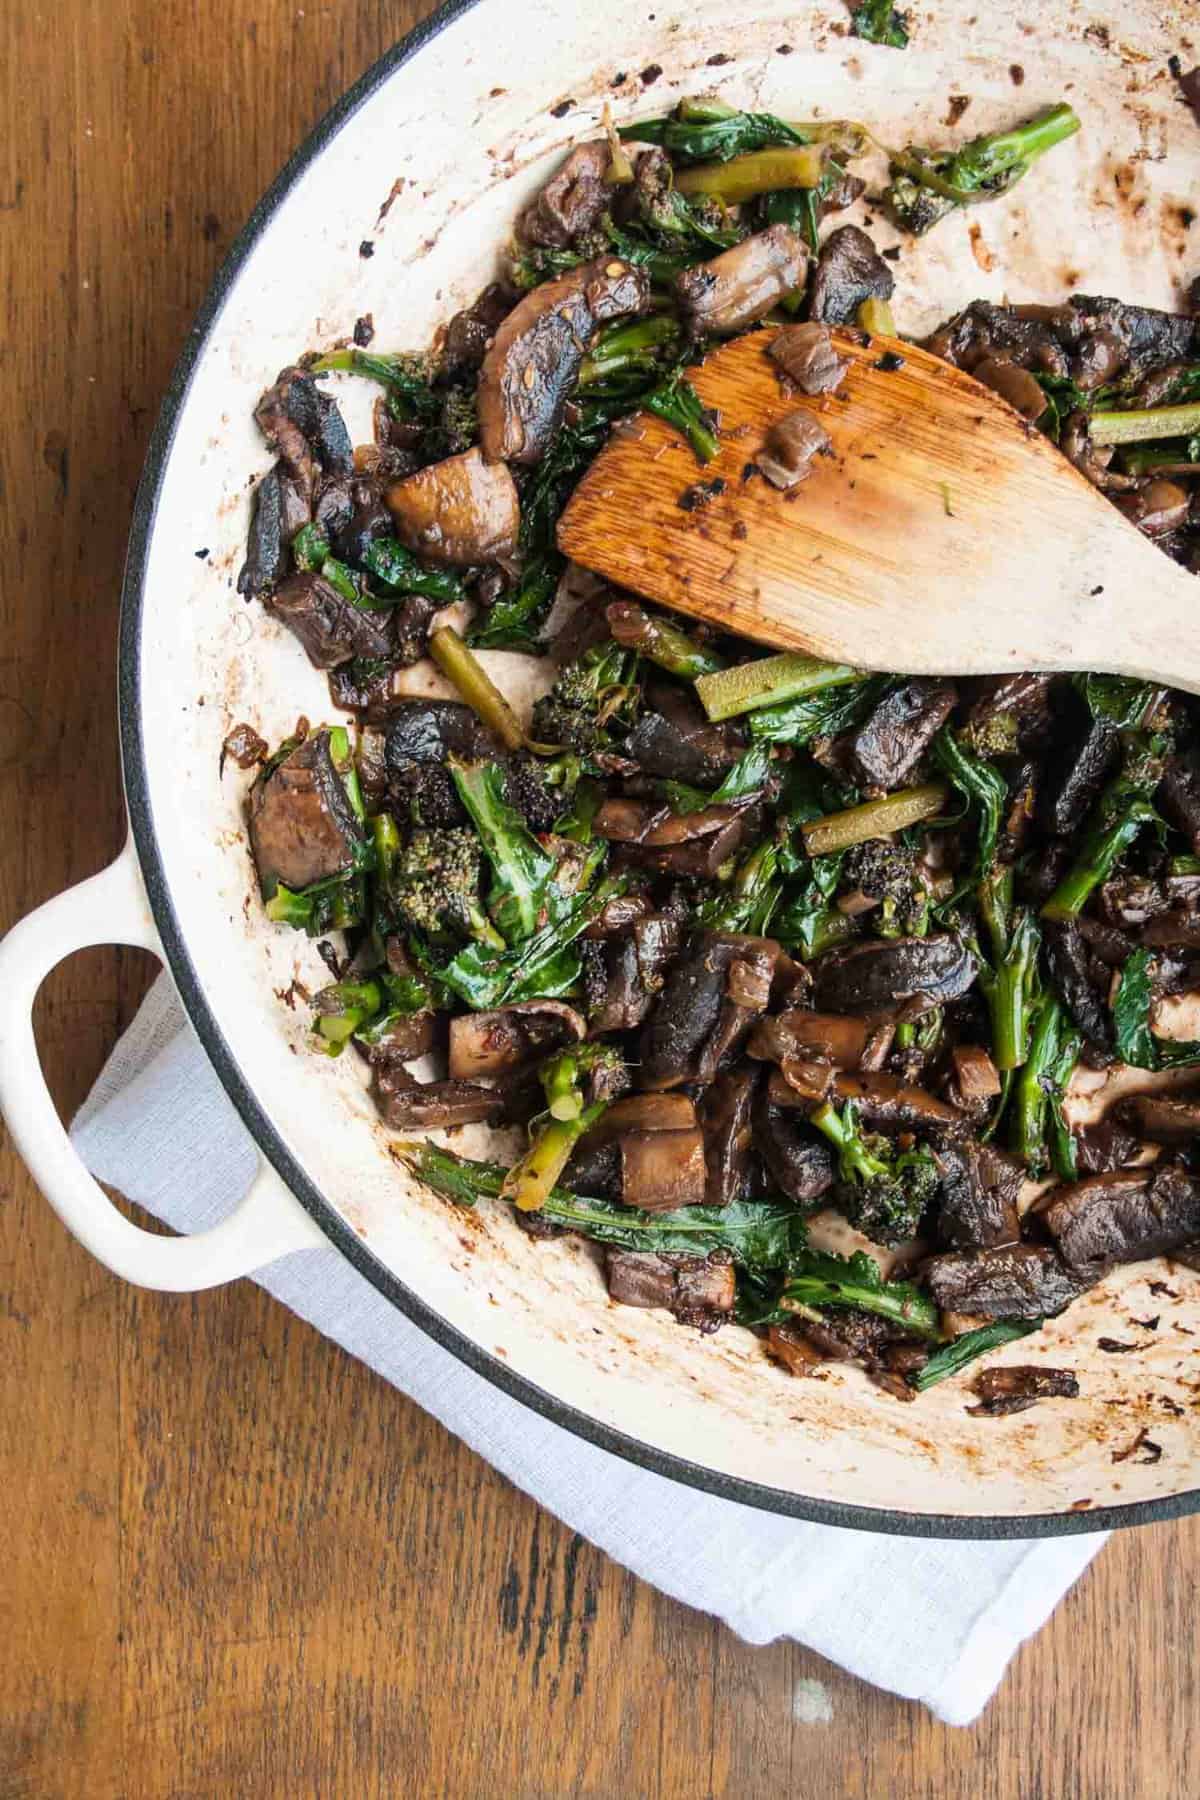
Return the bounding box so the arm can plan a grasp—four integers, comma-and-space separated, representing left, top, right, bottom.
71, 973, 1106, 1725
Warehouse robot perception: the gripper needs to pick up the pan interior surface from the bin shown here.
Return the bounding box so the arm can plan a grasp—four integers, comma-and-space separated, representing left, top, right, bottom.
123, 0, 1200, 1530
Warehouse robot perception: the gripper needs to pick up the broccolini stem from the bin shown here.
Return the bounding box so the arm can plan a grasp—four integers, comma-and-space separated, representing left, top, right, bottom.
311, 979, 383, 1050
578, 315, 681, 386
502, 1102, 608, 1212
606, 598, 725, 677
643, 373, 721, 464
780, 1270, 941, 1340
430, 626, 525, 751
695, 652, 862, 722
1012, 995, 1079, 1171
1088, 401, 1200, 447
1041, 780, 1160, 921
987, 908, 1040, 1072
800, 783, 947, 857
675, 145, 826, 202
889, 103, 1080, 204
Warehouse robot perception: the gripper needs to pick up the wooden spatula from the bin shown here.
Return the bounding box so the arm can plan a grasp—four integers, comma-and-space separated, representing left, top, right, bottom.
557, 327, 1200, 692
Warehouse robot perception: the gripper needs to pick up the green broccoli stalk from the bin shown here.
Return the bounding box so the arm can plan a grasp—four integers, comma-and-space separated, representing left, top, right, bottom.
1042, 767, 1162, 922
696, 841, 782, 935
310, 978, 384, 1052
810, 1100, 940, 1247
1012, 996, 1081, 1174
642, 368, 722, 464
886, 102, 1080, 236
503, 1100, 611, 1212
578, 315, 684, 394
979, 903, 1040, 1072
605, 598, 725, 679
310, 347, 440, 421
540, 1041, 627, 1121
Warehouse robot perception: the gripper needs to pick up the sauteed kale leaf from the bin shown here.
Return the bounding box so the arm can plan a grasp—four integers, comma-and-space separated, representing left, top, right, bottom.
231, 89, 1200, 1407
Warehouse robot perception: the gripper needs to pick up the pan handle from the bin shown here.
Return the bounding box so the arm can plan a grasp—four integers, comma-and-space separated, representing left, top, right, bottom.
0, 840, 326, 1290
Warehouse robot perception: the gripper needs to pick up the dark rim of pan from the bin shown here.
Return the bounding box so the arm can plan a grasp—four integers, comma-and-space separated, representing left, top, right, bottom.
116, 0, 1199, 1538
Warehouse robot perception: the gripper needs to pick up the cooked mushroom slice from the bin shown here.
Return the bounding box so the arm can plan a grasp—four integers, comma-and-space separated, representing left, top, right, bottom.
594, 796, 745, 847
447, 1000, 586, 1081
619, 1128, 708, 1212
968, 1365, 1080, 1416
623, 682, 741, 786
605, 1250, 735, 1331
355, 1010, 437, 1068
627, 812, 753, 879
247, 729, 365, 895
265, 571, 395, 671
1121, 1093, 1200, 1147
385, 447, 520, 566
384, 699, 500, 827
769, 322, 847, 395
748, 1010, 878, 1069
254, 363, 353, 499
1116, 479, 1192, 539
810, 935, 978, 1016
442, 283, 515, 376
1038, 1163, 1200, 1278
237, 463, 312, 597
950, 1045, 1002, 1103
518, 140, 612, 248
1072, 1116, 1142, 1174
758, 412, 832, 490
753, 1072, 836, 1205
373, 1069, 504, 1131
675, 225, 809, 336
641, 932, 778, 1088
1160, 751, 1200, 855
1044, 920, 1114, 1061
933, 1143, 1021, 1250
806, 1069, 963, 1131
564, 1138, 622, 1200
580, 892, 654, 938
970, 356, 1051, 420
589, 911, 683, 1035
479, 257, 649, 465
807, 225, 894, 326
923, 1245, 1085, 1318
700, 1066, 757, 1208
579, 1094, 698, 1154
841, 679, 958, 791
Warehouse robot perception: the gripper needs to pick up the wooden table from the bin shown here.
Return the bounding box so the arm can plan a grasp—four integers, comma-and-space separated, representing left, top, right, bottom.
1, 4, 1196, 1794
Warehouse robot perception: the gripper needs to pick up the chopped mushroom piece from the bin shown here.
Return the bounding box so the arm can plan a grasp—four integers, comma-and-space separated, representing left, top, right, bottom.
373, 1070, 504, 1131
769, 322, 847, 394
675, 226, 809, 336
605, 1250, 735, 1331
478, 257, 648, 464
971, 356, 1051, 420
447, 1000, 586, 1080
266, 571, 394, 670
758, 411, 833, 490
385, 447, 520, 566
810, 936, 978, 1015
969, 1365, 1080, 1414
620, 1127, 709, 1212
247, 730, 364, 895
808, 225, 894, 326
951, 1045, 1002, 1101
519, 140, 613, 248
1039, 1164, 1200, 1278
1121, 1093, 1200, 1147
923, 1245, 1085, 1318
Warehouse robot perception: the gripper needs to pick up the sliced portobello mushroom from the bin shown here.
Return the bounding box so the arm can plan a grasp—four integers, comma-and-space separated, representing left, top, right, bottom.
385, 446, 520, 566
675, 225, 809, 336
247, 729, 365, 895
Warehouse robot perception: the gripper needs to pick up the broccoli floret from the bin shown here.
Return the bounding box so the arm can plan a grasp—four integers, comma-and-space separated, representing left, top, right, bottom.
530, 641, 640, 762
503, 750, 580, 833
430, 383, 479, 458
388, 827, 494, 942
811, 1101, 939, 1247
842, 839, 918, 905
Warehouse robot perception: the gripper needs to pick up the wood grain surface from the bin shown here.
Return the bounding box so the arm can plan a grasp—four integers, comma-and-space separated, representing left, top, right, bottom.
0, 4, 1196, 1795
